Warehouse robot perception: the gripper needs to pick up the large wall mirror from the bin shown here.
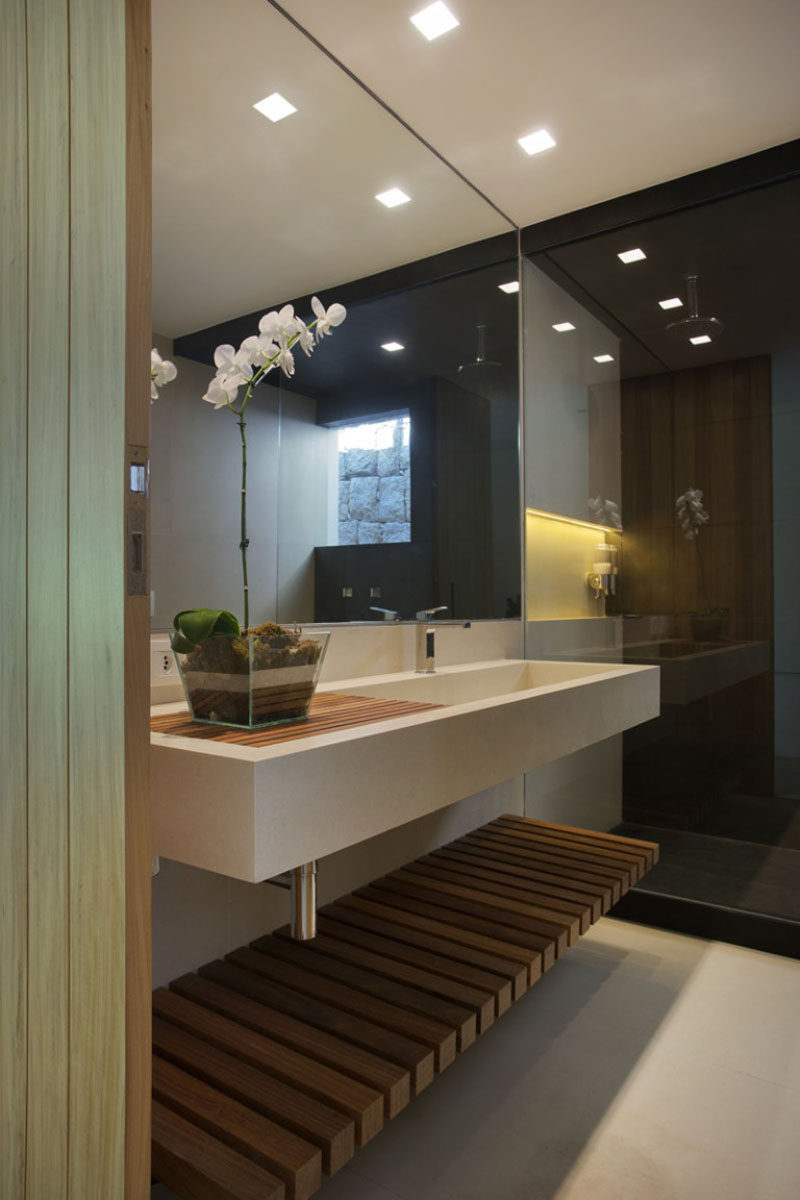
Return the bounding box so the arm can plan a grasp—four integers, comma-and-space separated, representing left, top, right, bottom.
150, 0, 520, 630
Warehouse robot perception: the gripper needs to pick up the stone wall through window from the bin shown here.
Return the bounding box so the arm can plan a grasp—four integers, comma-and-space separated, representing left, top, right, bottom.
337, 414, 411, 544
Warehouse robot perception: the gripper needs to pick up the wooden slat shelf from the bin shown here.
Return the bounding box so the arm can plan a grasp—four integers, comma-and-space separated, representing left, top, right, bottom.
152, 814, 658, 1200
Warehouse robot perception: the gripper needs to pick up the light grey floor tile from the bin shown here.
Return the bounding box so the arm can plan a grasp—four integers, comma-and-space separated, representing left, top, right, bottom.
552, 1051, 800, 1200
310, 1165, 405, 1200
152, 920, 800, 1200
642, 938, 800, 1093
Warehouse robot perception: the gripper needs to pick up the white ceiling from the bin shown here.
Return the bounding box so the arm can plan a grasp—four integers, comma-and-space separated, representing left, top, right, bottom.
152, 0, 800, 338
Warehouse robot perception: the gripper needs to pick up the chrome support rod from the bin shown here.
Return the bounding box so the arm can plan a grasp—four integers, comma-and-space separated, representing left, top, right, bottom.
290, 861, 318, 940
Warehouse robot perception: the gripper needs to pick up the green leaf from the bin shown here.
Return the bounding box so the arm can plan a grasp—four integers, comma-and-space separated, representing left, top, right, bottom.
211, 610, 241, 636
169, 632, 196, 654
171, 608, 241, 651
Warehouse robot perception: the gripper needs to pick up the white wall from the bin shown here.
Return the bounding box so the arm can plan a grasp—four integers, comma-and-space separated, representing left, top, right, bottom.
521, 259, 625, 829
522, 259, 621, 522
277, 391, 331, 622
150, 344, 327, 631
150, 348, 280, 630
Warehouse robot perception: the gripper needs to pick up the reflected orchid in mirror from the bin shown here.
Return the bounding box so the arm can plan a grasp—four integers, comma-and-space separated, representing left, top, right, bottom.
200, 297, 347, 630
677, 486, 717, 617
588, 496, 622, 529
676, 487, 709, 540
150, 347, 177, 400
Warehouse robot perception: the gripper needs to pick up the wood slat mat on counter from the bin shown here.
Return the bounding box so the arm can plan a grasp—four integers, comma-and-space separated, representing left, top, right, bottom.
152, 814, 659, 1199
150, 692, 444, 747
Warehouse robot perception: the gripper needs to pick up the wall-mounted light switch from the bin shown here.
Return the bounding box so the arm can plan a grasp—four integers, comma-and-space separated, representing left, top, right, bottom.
342, 586, 353, 598
369, 586, 382, 598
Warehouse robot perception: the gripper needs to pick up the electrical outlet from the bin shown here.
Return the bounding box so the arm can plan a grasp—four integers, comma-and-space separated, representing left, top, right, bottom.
151, 648, 177, 680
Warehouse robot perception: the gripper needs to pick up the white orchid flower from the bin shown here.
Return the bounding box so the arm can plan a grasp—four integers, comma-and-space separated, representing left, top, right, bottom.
676, 487, 709, 540
203, 370, 244, 409
293, 315, 315, 357
258, 305, 298, 344
238, 335, 260, 365
150, 347, 177, 399
588, 495, 622, 529
255, 335, 280, 367
203, 375, 230, 409
214, 343, 254, 381
258, 311, 279, 340
311, 295, 346, 341
275, 345, 296, 377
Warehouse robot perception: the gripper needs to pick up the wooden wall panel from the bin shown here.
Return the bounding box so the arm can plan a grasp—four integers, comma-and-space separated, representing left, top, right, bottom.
620, 372, 676, 617
0, 0, 29, 1193
2, 2, 147, 1195
125, 0, 153, 1194
671, 357, 773, 642
25, 1, 71, 1194
622, 357, 773, 642
68, 0, 128, 1190
621, 356, 774, 814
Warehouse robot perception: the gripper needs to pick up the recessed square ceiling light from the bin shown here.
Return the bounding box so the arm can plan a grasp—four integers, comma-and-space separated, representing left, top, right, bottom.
518, 128, 556, 156
381, 342, 405, 352
594, 354, 614, 363
552, 321, 576, 332
498, 281, 520, 294
411, 2, 459, 40
253, 92, 297, 122
659, 296, 683, 310
690, 334, 712, 345
617, 247, 646, 264
376, 188, 411, 208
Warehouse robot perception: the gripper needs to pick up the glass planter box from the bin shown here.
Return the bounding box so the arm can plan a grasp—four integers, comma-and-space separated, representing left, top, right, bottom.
174, 630, 329, 730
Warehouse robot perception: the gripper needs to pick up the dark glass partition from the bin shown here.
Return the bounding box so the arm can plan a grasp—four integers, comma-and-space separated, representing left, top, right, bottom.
525, 168, 800, 951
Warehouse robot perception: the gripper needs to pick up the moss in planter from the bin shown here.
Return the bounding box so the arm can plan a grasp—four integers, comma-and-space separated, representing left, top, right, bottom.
182, 624, 323, 675
179, 624, 325, 727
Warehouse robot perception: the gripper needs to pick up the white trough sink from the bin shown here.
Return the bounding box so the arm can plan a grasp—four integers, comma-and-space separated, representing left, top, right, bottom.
325, 658, 632, 706
151, 658, 659, 882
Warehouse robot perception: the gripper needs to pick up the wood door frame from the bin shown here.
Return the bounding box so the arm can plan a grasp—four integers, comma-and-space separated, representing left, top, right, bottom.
125, 0, 152, 1194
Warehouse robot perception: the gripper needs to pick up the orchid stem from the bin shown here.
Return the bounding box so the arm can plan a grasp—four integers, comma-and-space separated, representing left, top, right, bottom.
693, 537, 710, 613
239, 412, 249, 630
229, 317, 321, 631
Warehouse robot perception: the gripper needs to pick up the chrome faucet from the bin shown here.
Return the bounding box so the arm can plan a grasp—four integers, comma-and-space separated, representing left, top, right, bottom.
415, 605, 448, 673
369, 606, 399, 622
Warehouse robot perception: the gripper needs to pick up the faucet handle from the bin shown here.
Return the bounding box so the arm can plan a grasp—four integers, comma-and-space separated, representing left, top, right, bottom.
369, 606, 399, 621
415, 605, 448, 621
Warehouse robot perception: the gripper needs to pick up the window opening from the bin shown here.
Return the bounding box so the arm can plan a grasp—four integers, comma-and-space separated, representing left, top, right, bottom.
336, 413, 411, 545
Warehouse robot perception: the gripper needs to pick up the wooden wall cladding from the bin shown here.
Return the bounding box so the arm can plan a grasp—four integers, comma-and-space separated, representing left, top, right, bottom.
125, 0, 153, 1194
621, 356, 773, 643
0, 1, 30, 1194
621, 356, 774, 811
0, 0, 147, 1195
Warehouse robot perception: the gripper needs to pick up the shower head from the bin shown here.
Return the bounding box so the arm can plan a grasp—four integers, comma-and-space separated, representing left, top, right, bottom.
665, 274, 724, 342
457, 324, 502, 373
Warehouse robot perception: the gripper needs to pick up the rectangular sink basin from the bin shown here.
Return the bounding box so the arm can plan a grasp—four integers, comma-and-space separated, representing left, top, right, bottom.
621, 639, 770, 704
321, 659, 628, 706
151, 658, 659, 882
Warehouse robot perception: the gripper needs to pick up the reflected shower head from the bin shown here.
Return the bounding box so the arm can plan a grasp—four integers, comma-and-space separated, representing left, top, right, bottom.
665, 274, 724, 341
457, 324, 502, 372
